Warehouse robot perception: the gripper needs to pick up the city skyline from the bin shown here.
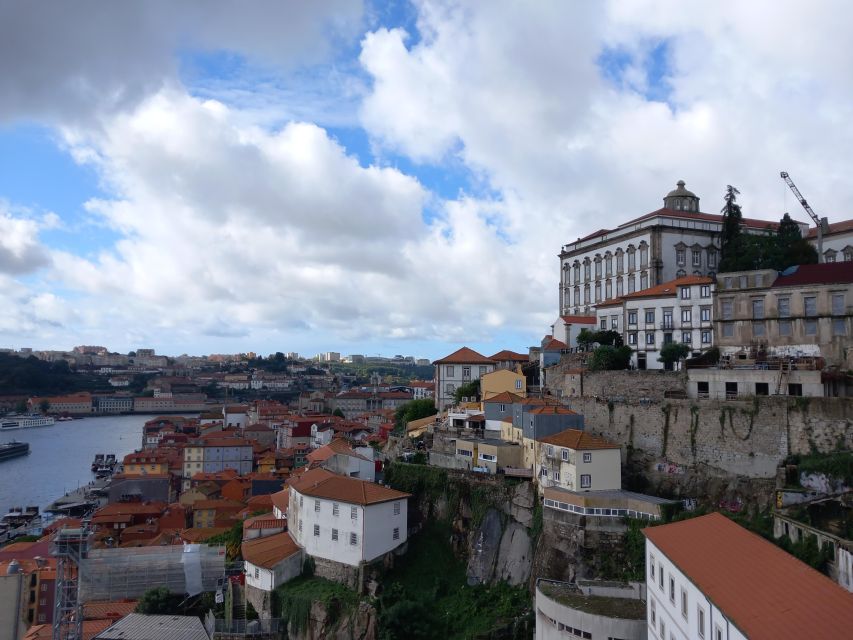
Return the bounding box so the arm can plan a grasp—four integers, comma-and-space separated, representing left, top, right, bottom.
1, 2, 852, 359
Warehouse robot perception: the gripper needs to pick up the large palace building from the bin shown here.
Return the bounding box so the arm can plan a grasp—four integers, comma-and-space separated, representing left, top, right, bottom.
558, 181, 809, 316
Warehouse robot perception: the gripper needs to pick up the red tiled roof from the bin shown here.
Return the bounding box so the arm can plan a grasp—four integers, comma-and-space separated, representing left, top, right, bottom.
288, 467, 409, 506
488, 349, 529, 361
541, 338, 568, 351
83, 600, 138, 621
433, 347, 495, 365
306, 438, 371, 464
559, 315, 597, 324
193, 499, 245, 511
242, 512, 286, 531
620, 275, 712, 300
538, 428, 618, 449
643, 512, 853, 639
528, 406, 578, 416
270, 490, 289, 513
241, 532, 300, 569
180, 527, 230, 543
806, 218, 853, 237
483, 391, 524, 404
771, 262, 853, 287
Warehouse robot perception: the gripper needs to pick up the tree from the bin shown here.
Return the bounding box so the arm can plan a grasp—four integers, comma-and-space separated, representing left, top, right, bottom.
453, 380, 480, 403
393, 399, 437, 433
136, 587, 176, 615
332, 408, 345, 418
38, 399, 50, 414
774, 212, 818, 270
587, 345, 632, 371
719, 185, 744, 272
658, 343, 691, 369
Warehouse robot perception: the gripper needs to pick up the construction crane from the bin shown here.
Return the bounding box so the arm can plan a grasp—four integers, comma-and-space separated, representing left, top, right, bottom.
780, 171, 829, 262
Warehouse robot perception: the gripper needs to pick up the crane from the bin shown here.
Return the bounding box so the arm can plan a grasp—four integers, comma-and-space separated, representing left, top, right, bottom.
780, 171, 829, 262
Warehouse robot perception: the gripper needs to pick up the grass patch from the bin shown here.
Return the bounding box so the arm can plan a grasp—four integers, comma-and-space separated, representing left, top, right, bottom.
273, 576, 360, 635
792, 451, 853, 486
378, 521, 531, 640
539, 582, 646, 619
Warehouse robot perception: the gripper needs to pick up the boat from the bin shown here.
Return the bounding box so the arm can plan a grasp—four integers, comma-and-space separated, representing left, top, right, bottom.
91, 454, 105, 472
0, 414, 55, 430
1, 505, 42, 538
57, 416, 73, 422
0, 441, 29, 462
95, 465, 113, 478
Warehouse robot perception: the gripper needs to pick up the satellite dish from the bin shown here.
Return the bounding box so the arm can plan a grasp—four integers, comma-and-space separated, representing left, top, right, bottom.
780, 266, 799, 276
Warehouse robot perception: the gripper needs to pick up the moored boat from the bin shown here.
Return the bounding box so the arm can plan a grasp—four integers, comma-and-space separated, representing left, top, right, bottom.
0, 414, 55, 431
91, 453, 105, 472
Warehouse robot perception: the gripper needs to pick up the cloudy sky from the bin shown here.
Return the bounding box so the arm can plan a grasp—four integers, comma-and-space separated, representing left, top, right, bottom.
1, 1, 851, 360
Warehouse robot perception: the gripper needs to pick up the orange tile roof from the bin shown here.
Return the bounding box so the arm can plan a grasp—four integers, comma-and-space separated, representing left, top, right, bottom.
306, 438, 371, 464
83, 600, 138, 621
538, 428, 619, 449
179, 527, 230, 543
806, 217, 853, 237
620, 275, 713, 300
488, 349, 529, 361
241, 532, 300, 569
24, 620, 111, 640
243, 513, 286, 531
433, 347, 495, 365
192, 499, 245, 511
270, 489, 289, 513
289, 467, 409, 506
483, 391, 524, 404
559, 315, 597, 324
528, 406, 578, 416
541, 338, 568, 351
643, 512, 853, 639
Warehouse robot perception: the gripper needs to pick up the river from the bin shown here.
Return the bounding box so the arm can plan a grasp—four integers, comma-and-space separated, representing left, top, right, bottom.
0, 414, 153, 517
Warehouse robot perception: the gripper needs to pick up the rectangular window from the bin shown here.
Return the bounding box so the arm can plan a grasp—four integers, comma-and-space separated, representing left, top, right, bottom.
350, 532, 358, 545
462, 366, 471, 378
699, 307, 710, 322
681, 286, 691, 299
752, 298, 765, 319
753, 321, 765, 337
553, 470, 560, 482
725, 382, 738, 399
697, 381, 709, 398
393, 527, 400, 540
351, 506, 358, 520
722, 323, 734, 338
515, 379, 522, 390
611, 315, 618, 329
313, 524, 320, 537
724, 276, 733, 289
682, 309, 692, 323
595, 261, 602, 278
332, 528, 338, 541
832, 293, 845, 315
600, 317, 607, 330
628, 332, 637, 345
788, 383, 803, 397
676, 249, 685, 265
721, 300, 733, 320
561, 449, 569, 461
701, 285, 711, 298
446, 365, 454, 376
255, 567, 260, 579
692, 250, 701, 267
650, 599, 656, 625
778, 297, 790, 317
804, 295, 817, 316
580, 474, 591, 488
583, 452, 592, 463
755, 382, 769, 395
650, 556, 656, 580
314, 499, 320, 512
298, 519, 302, 532
805, 319, 817, 335
394, 501, 400, 515
682, 332, 692, 344
715, 625, 723, 640
739, 275, 748, 288
333, 503, 339, 516
659, 569, 664, 589
646, 333, 655, 346
698, 607, 706, 638
669, 576, 675, 602
681, 588, 688, 618
833, 318, 847, 335
645, 309, 655, 324
546, 445, 554, 457
628, 276, 635, 293
779, 319, 792, 336
628, 311, 637, 325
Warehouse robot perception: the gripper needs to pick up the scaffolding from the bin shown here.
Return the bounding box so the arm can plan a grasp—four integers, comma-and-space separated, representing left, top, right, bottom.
79, 544, 226, 602
50, 527, 90, 640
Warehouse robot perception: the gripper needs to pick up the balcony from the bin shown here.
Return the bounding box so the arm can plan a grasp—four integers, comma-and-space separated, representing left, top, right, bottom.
659, 321, 674, 330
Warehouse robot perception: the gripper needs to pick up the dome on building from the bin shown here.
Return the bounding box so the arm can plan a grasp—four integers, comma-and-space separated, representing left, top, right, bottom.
663, 180, 700, 212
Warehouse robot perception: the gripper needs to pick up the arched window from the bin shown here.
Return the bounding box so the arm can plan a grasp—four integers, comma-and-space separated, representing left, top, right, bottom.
605, 252, 613, 276
639, 242, 649, 269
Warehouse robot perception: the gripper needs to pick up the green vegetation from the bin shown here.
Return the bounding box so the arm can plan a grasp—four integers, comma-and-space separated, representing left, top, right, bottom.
332, 408, 346, 418
393, 399, 437, 434
539, 581, 646, 619
378, 521, 531, 640
136, 587, 176, 615
204, 521, 243, 561
790, 451, 853, 486
719, 186, 817, 272
658, 343, 690, 368
577, 329, 623, 349
587, 345, 632, 371
273, 576, 360, 635
0, 353, 110, 396
453, 379, 481, 403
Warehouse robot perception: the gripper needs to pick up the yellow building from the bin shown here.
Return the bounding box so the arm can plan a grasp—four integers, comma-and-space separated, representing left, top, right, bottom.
535, 429, 622, 493
480, 367, 526, 401
122, 452, 170, 476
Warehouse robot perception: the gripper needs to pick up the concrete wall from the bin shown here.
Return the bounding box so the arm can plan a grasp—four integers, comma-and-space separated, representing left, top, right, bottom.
687, 368, 824, 399
535, 580, 647, 640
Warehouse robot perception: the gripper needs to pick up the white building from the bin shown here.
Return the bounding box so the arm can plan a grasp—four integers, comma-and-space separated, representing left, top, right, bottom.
644, 512, 853, 640
433, 347, 496, 411
809, 218, 853, 263
305, 438, 376, 482
535, 429, 622, 493
595, 275, 715, 370
242, 532, 302, 592
558, 181, 806, 316
287, 468, 410, 567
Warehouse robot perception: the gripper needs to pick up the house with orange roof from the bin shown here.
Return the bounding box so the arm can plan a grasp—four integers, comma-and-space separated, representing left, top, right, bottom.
287, 467, 410, 568
595, 274, 715, 370
305, 438, 375, 481
191, 499, 245, 528
242, 532, 302, 598
433, 347, 496, 411
535, 429, 621, 493
480, 367, 526, 405
644, 512, 853, 639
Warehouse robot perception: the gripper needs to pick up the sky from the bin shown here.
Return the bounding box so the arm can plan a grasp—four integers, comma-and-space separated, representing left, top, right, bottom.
1, 1, 852, 360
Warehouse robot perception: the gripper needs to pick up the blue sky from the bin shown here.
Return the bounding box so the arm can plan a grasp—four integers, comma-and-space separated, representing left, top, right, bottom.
0, 1, 848, 359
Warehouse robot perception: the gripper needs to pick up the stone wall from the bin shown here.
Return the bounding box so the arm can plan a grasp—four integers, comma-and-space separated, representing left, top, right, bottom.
569, 395, 852, 480
551, 368, 687, 402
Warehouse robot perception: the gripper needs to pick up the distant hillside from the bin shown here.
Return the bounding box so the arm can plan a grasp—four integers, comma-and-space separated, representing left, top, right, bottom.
0, 354, 111, 395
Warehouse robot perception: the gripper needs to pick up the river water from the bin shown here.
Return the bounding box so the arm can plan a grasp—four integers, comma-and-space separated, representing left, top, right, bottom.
0, 415, 150, 517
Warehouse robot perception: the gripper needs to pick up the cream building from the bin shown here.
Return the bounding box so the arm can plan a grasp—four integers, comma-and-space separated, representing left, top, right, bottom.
534, 429, 621, 493
433, 347, 496, 411
480, 367, 526, 400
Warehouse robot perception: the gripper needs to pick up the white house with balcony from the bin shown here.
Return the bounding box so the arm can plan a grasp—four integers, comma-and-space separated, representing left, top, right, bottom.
287, 467, 410, 567
535, 429, 622, 493
433, 347, 496, 411
594, 275, 715, 370
644, 512, 853, 639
